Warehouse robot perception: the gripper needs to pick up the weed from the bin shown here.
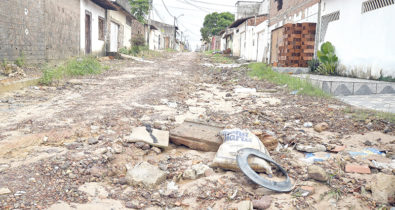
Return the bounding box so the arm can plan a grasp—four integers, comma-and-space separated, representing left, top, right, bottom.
248, 63, 330, 97
317, 42, 338, 75
15, 52, 25, 67
40, 57, 104, 85
320, 187, 343, 201
343, 107, 395, 124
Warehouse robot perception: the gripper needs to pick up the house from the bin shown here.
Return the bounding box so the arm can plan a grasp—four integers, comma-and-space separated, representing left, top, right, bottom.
150, 20, 178, 50
318, 0, 395, 79
80, 0, 117, 56
106, 0, 135, 52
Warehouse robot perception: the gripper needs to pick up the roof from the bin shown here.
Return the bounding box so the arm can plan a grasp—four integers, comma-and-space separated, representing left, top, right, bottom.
91, 0, 117, 10
145, 24, 158, 30
111, 0, 135, 19
228, 14, 267, 28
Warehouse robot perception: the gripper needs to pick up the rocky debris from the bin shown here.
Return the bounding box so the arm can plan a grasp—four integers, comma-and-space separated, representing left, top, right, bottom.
253, 131, 278, 151
135, 142, 151, 150
330, 145, 346, 153
2, 64, 26, 77
314, 122, 329, 133
125, 162, 167, 187
78, 182, 108, 199
170, 121, 223, 152
293, 186, 315, 197
151, 147, 161, 154
308, 165, 328, 182
125, 201, 140, 209
252, 196, 272, 209
0, 188, 11, 195
345, 164, 371, 174
232, 200, 253, 210
112, 144, 123, 154
371, 173, 395, 204
296, 144, 326, 153
126, 127, 169, 148
183, 164, 212, 180
88, 138, 99, 145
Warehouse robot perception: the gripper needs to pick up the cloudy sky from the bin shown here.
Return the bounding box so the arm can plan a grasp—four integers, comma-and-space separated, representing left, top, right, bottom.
151, 0, 261, 50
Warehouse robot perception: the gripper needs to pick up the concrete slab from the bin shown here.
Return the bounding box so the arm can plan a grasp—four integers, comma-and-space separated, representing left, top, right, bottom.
126, 127, 169, 148
170, 121, 223, 152
337, 94, 395, 113
272, 67, 309, 74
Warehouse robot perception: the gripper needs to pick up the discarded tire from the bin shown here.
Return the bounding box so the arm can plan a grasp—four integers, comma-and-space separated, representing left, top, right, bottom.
236, 148, 293, 192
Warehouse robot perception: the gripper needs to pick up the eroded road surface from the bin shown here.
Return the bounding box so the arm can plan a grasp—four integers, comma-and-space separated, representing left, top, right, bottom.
0, 52, 394, 209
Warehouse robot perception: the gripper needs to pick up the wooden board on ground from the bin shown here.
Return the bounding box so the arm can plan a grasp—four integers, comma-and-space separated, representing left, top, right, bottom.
170, 121, 223, 152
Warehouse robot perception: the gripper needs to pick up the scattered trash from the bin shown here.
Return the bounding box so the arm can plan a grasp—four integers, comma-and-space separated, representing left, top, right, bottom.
302, 152, 331, 163
213, 129, 273, 174
371, 159, 395, 170
290, 90, 299, 95
303, 122, 313, 128
234, 86, 257, 94
296, 144, 327, 153
329, 145, 346, 153
237, 148, 293, 192
126, 127, 169, 148
348, 148, 385, 158
170, 121, 223, 152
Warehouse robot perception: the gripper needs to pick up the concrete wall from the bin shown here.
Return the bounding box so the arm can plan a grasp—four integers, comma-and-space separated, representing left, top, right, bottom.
269, 0, 319, 27
0, 0, 80, 63
80, 0, 106, 56
256, 20, 270, 62
321, 0, 395, 79
236, 1, 263, 20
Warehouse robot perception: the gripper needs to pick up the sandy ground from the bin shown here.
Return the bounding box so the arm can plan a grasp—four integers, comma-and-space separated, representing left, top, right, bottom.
0, 52, 394, 209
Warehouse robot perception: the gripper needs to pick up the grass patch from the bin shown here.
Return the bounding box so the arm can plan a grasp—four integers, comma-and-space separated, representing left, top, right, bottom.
248, 63, 330, 97
344, 107, 395, 124
40, 57, 105, 85
203, 50, 234, 64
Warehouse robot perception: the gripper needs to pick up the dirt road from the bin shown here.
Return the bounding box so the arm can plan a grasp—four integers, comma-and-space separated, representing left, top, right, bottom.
0, 52, 394, 209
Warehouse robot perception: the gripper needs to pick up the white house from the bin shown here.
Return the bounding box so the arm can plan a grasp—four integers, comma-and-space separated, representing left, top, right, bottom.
319, 0, 395, 79
80, 0, 117, 55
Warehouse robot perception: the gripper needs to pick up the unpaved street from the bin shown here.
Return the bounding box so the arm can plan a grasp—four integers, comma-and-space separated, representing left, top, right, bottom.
0, 52, 394, 209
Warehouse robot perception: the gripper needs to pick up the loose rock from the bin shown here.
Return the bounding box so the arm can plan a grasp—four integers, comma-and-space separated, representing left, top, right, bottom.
252, 196, 272, 209
308, 165, 328, 182
296, 144, 326, 153
371, 173, 395, 204
314, 122, 329, 132
126, 162, 167, 187
0, 187, 11, 195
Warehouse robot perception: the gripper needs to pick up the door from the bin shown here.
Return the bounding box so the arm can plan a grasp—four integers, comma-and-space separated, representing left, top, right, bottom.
270, 27, 285, 66
85, 13, 91, 54
110, 22, 119, 52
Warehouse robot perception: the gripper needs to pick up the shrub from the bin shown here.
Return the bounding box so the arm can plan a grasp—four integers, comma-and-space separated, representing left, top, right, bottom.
132, 34, 146, 47
317, 42, 338, 75
15, 52, 25, 67
40, 57, 104, 85
308, 58, 320, 72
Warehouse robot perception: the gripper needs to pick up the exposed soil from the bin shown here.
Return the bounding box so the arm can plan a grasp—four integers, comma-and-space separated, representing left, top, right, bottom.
0, 52, 394, 209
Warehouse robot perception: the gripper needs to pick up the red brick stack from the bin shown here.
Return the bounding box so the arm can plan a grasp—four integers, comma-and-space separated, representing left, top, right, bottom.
278, 23, 316, 67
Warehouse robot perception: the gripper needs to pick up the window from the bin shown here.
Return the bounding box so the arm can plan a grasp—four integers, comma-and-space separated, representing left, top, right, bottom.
320, 11, 340, 42
126, 17, 132, 27
275, 0, 283, 10
98, 17, 105, 41
362, 0, 394, 13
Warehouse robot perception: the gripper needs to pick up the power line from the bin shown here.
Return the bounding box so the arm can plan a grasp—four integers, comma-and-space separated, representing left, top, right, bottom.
161, 0, 175, 18
187, 0, 235, 7
153, 7, 166, 22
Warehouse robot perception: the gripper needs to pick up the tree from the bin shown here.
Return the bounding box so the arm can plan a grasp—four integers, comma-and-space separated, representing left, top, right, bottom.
129, 0, 150, 23
200, 12, 234, 41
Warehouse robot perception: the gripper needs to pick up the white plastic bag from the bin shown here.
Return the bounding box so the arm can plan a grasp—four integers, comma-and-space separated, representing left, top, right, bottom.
212, 129, 273, 174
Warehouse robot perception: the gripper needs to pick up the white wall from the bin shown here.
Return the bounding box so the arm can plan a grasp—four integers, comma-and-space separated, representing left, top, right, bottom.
256, 20, 270, 62
321, 0, 395, 79
80, 0, 106, 55
149, 30, 161, 50
108, 10, 132, 48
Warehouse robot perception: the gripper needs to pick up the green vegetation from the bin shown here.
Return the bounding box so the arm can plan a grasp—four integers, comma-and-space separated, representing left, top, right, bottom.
344, 107, 395, 124
40, 57, 105, 85
129, 0, 150, 23
248, 63, 330, 97
316, 42, 339, 75
15, 52, 25, 67
379, 75, 395, 82
201, 12, 234, 42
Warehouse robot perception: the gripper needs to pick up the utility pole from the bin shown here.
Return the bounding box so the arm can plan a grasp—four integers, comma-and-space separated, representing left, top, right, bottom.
174, 14, 184, 50
147, 0, 153, 48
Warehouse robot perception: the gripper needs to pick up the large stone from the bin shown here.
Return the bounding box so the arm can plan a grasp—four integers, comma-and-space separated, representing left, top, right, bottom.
126, 127, 169, 148
252, 196, 272, 209
314, 122, 329, 133
371, 173, 395, 204
170, 121, 223, 152
308, 165, 328, 182
253, 131, 278, 151
125, 162, 167, 187
0, 187, 11, 195
296, 144, 326, 153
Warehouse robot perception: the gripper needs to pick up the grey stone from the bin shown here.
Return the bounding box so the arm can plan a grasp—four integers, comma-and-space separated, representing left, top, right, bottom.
252, 196, 272, 209
191, 164, 211, 177
296, 144, 326, 153
233, 200, 253, 210
151, 147, 161, 154
112, 144, 123, 154
88, 138, 98, 145
126, 127, 169, 148
126, 162, 167, 187
308, 165, 328, 182
183, 168, 197, 180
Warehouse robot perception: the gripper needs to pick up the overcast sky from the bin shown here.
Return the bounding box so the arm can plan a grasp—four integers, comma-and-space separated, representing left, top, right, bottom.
151, 0, 261, 50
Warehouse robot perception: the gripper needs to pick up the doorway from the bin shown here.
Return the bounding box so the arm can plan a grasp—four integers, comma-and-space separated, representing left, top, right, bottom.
85, 12, 92, 54
110, 22, 119, 52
